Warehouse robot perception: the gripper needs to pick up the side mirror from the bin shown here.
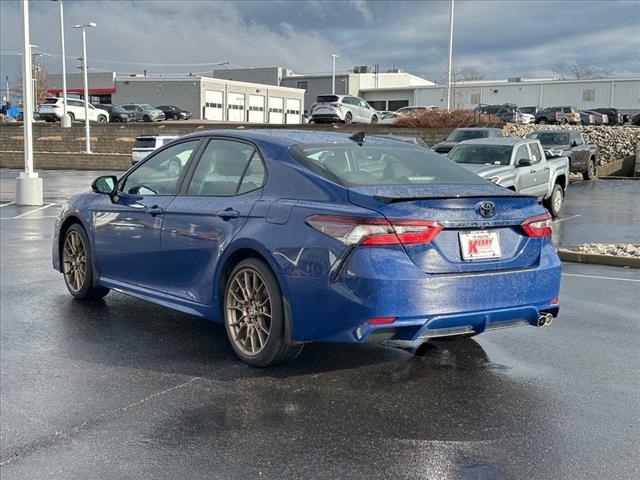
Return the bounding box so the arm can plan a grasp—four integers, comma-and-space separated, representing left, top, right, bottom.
517, 158, 532, 167
92, 175, 118, 196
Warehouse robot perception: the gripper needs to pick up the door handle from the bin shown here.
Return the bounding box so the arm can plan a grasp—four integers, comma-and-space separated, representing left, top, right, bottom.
529, 169, 536, 174
217, 209, 240, 219
543, 167, 550, 171
146, 205, 164, 216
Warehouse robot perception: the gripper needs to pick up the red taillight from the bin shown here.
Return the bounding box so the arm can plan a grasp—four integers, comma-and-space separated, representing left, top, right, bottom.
550, 298, 559, 305
367, 317, 397, 325
305, 215, 442, 246
521, 212, 552, 238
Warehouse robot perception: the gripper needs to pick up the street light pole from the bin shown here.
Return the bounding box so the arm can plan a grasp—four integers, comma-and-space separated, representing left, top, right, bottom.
74, 22, 96, 154
5, 75, 9, 107
446, 0, 455, 111
53, 0, 69, 126
16, 0, 43, 206
331, 54, 339, 95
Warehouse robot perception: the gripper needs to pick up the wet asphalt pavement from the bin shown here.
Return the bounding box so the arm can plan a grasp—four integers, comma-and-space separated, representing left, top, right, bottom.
1, 170, 639, 479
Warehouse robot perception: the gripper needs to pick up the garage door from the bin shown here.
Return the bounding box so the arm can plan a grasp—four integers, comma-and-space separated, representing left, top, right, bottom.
248, 95, 265, 123
268, 97, 284, 124
286, 99, 301, 124
204, 90, 223, 121
228, 93, 245, 122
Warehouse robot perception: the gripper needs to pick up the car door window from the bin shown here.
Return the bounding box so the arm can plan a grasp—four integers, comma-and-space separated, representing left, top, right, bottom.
514, 145, 530, 164
121, 140, 199, 196
186, 140, 258, 196
573, 133, 583, 145
529, 143, 543, 164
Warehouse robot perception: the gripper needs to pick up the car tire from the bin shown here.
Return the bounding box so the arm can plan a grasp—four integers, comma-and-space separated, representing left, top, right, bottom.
68, 112, 75, 122
583, 158, 596, 180
543, 184, 564, 218
97, 115, 107, 124
112, 117, 121, 123
223, 258, 303, 367
344, 112, 353, 125
371, 115, 378, 124
143, 115, 151, 122
62, 224, 110, 300
173, 113, 180, 120
537, 117, 548, 125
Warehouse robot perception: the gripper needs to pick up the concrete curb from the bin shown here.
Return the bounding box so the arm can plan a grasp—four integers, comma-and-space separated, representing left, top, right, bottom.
558, 249, 640, 268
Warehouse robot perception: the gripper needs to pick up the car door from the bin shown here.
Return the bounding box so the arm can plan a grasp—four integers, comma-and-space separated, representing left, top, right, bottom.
92, 139, 201, 291
570, 132, 589, 171
359, 99, 373, 122
160, 138, 266, 304
528, 142, 549, 197
514, 144, 537, 194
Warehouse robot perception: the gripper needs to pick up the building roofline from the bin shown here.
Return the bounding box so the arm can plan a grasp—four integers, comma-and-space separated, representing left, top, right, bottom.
114, 75, 304, 93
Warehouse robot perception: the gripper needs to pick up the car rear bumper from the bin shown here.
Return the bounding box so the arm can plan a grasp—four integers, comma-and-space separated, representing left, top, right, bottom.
311, 113, 343, 123
284, 243, 561, 343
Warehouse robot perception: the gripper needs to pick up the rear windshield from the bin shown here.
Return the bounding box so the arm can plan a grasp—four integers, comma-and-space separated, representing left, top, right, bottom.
289, 143, 486, 187
446, 130, 489, 142
133, 138, 157, 149
316, 95, 339, 103
448, 144, 513, 166
42, 98, 59, 104
527, 132, 570, 145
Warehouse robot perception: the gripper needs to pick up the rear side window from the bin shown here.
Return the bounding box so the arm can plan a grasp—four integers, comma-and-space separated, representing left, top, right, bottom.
290, 143, 486, 187
133, 138, 157, 149
187, 140, 264, 195
316, 95, 339, 103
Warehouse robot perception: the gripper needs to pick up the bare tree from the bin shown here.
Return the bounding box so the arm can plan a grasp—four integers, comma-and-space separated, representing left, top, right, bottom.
13, 65, 49, 105
454, 66, 486, 82
553, 63, 611, 80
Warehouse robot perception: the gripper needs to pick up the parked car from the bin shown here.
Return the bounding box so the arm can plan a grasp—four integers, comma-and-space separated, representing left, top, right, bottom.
535, 106, 580, 125
527, 130, 598, 179
448, 137, 569, 216
38, 97, 108, 123
131, 135, 178, 165
157, 105, 192, 121
395, 105, 438, 115
121, 104, 165, 122
431, 127, 504, 155
475, 104, 523, 123
310, 95, 378, 124
583, 110, 608, 125
519, 106, 539, 115
52, 130, 561, 366
631, 113, 640, 126
591, 108, 623, 125
378, 112, 400, 124
95, 104, 137, 123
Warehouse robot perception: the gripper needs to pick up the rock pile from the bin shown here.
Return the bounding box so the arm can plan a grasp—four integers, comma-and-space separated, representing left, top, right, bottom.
572, 243, 640, 258
503, 124, 639, 164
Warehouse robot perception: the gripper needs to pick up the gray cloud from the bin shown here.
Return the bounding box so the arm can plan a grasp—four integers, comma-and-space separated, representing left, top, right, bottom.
1, 0, 638, 87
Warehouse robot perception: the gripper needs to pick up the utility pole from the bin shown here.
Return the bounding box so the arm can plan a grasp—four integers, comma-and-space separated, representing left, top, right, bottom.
5, 75, 9, 108
16, 0, 43, 206
446, 0, 455, 111
331, 54, 339, 95
74, 22, 96, 154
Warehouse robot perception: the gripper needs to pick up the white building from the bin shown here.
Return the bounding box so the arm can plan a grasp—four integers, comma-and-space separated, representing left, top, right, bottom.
360, 77, 640, 113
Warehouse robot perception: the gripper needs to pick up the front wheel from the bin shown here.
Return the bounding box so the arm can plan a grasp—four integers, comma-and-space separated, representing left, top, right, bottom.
62, 224, 110, 300
537, 117, 548, 125
173, 113, 180, 120
371, 115, 378, 124
143, 115, 151, 122
97, 115, 107, 124
343, 112, 353, 125
543, 184, 564, 217
224, 258, 303, 367
583, 159, 596, 180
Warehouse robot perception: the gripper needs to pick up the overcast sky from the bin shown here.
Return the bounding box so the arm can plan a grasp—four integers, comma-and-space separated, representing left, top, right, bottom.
1, 0, 639, 88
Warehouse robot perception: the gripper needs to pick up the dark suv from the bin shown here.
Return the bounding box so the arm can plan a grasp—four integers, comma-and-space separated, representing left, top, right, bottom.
475, 104, 522, 123
94, 104, 136, 123
535, 106, 580, 125
157, 105, 192, 121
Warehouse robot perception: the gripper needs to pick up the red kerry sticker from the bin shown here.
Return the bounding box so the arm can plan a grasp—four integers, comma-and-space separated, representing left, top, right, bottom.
459, 231, 502, 260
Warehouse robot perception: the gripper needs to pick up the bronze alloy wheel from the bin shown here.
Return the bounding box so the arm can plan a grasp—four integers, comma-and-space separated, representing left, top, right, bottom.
225, 268, 272, 357
63, 230, 87, 293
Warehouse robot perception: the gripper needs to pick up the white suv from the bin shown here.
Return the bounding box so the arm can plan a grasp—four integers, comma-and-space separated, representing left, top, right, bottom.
132, 135, 178, 165
310, 95, 379, 124
38, 97, 109, 123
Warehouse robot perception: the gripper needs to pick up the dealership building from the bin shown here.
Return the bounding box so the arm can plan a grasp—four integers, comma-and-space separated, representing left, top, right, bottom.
47, 72, 305, 123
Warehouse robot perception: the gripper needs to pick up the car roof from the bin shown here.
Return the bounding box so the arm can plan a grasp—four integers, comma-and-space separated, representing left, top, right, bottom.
458, 137, 530, 146
453, 127, 503, 132
529, 129, 572, 134
178, 129, 405, 148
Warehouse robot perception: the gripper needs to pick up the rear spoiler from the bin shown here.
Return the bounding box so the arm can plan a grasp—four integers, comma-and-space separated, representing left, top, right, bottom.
374, 193, 535, 203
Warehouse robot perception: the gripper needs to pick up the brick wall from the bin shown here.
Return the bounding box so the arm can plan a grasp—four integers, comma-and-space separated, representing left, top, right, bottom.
0, 122, 453, 170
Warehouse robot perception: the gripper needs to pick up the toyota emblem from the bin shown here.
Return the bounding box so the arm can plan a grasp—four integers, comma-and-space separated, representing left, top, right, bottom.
478, 202, 495, 218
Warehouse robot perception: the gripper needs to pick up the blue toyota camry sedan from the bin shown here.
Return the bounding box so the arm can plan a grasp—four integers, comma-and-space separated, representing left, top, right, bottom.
53, 130, 561, 366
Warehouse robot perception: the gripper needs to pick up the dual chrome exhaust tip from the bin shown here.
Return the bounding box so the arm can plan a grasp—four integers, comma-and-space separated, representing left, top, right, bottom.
537, 313, 554, 327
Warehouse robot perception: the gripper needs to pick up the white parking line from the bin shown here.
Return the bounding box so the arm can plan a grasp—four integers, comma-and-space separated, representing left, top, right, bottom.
562, 273, 640, 283
0, 201, 16, 208
4, 203, 56, 219
554, 214, 581, 223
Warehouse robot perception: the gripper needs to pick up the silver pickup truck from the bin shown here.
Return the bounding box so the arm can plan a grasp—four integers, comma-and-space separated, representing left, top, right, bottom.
447, 137, 570, 217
